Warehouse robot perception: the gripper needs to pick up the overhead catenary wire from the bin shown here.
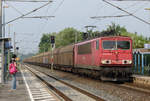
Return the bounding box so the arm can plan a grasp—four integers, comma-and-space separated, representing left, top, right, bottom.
4, 0, 53, 25
51, 0, 64, 15
5, 0, 49, 2
5, 2, 24, 15
102, 0, 150, 25
110, 1, 139, 16
38, 0, 65, 34
113, 0, 150, 1
91, 2, 147, 19
90, 1, 138, 27
91, 14, 131, 19
22, 16, 55, 19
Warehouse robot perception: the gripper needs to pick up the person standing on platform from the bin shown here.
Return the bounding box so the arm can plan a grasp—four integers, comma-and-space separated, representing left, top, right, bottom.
9, 59, 18, 90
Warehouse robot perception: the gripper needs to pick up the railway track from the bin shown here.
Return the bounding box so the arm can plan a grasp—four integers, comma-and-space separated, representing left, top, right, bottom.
25, 64, 150, 101
24, 64, 105, 101
119, 82, 150, 95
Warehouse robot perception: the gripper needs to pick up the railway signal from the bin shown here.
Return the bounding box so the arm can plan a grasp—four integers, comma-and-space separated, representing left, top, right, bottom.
50, 35, 55, 72
50, 35, 55, 44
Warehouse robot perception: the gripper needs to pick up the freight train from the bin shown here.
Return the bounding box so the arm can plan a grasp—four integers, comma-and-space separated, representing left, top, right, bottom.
24, 36, 133, 81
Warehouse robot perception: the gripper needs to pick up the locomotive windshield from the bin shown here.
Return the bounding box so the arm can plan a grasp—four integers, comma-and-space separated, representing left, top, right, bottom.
103, 40, 130, 50
103, 41, 116, 49
117, 41, 130, 49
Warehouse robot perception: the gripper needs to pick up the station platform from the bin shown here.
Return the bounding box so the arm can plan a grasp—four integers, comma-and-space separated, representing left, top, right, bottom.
0, 71, 30, 101
133, 75, 150, 86
0, 65, 59, 101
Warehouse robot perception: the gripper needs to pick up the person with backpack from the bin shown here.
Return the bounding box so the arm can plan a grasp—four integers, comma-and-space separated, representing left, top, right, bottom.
9, 59, 18, 90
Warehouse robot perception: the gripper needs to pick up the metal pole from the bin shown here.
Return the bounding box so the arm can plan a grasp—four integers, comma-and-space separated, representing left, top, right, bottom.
0, 0, 3, 84
8, 24, 10, 37
14, 32, 16, 54
1, 40, 4, 83
51, 44, 55, 72
0, 0, 2, 38
2, 3, 5, 38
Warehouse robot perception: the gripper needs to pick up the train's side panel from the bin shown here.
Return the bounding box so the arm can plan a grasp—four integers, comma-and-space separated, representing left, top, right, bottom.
92, 39, 101, 67
74, 42, 92, 67
74, 38, 101, 69
57, 45, 74, 66
53, 49, 59, 65
42, 52, 49, 64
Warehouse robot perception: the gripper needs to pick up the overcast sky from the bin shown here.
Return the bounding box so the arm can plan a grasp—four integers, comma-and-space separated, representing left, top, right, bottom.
3, 0, 150, 54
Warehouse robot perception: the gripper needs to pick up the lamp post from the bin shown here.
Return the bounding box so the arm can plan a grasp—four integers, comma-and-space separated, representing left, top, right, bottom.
3, 5, 9, 38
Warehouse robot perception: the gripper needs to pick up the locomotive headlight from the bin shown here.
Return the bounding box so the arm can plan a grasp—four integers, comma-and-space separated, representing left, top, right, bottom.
101, 60, 111, 64
128, 60, 132, 64
122, 60, 132, 64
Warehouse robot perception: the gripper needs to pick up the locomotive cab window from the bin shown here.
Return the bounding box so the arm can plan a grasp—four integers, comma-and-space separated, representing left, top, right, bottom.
78, 43, 91, 54
117, 41, 130, 50
103, 41, 116, 50
96, 40, 99, 50
102, 40, 130, 50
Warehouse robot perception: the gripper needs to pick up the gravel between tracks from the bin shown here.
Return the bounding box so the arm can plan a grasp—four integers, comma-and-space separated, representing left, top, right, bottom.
28, 64, 150, 101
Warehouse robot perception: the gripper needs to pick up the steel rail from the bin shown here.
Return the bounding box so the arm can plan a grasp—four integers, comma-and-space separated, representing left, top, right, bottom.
25, 64, 105, 101
105, 82, 150, 96
24, 65, 72, 101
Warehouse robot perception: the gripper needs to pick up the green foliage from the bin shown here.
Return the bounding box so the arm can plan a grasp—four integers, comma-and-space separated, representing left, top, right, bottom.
38, 28, 82, 53
38, 33, 51, 53
38, 23, 150, 53
99, 23, 127, 36
98, 23, 150, 49
121, 32, 150, 48
87, 23, 127, 38
55, 28, 82, 48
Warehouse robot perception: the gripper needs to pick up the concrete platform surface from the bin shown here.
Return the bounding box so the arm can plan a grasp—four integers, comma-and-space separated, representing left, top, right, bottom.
133, 75, 150, 86
0, 72, 30, 101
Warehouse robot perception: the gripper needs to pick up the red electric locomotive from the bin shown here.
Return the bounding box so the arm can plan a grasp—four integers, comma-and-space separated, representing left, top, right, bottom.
24, 36, 133, 81
74, 36, 133, 81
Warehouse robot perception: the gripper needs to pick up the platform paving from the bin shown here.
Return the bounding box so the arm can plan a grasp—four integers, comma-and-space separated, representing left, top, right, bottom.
133, 75, 150, 86
0, 71, 30, 101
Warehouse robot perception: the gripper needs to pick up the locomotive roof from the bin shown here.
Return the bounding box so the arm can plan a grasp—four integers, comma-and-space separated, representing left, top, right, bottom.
75, 36, 131, 46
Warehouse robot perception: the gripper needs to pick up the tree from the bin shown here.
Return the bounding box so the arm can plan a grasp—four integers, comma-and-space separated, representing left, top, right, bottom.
101, 23, 127, 36
38, 28, 82, 52
38, 25, 150, 52
55, 28, 82, 48
38, 34, 52, 53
